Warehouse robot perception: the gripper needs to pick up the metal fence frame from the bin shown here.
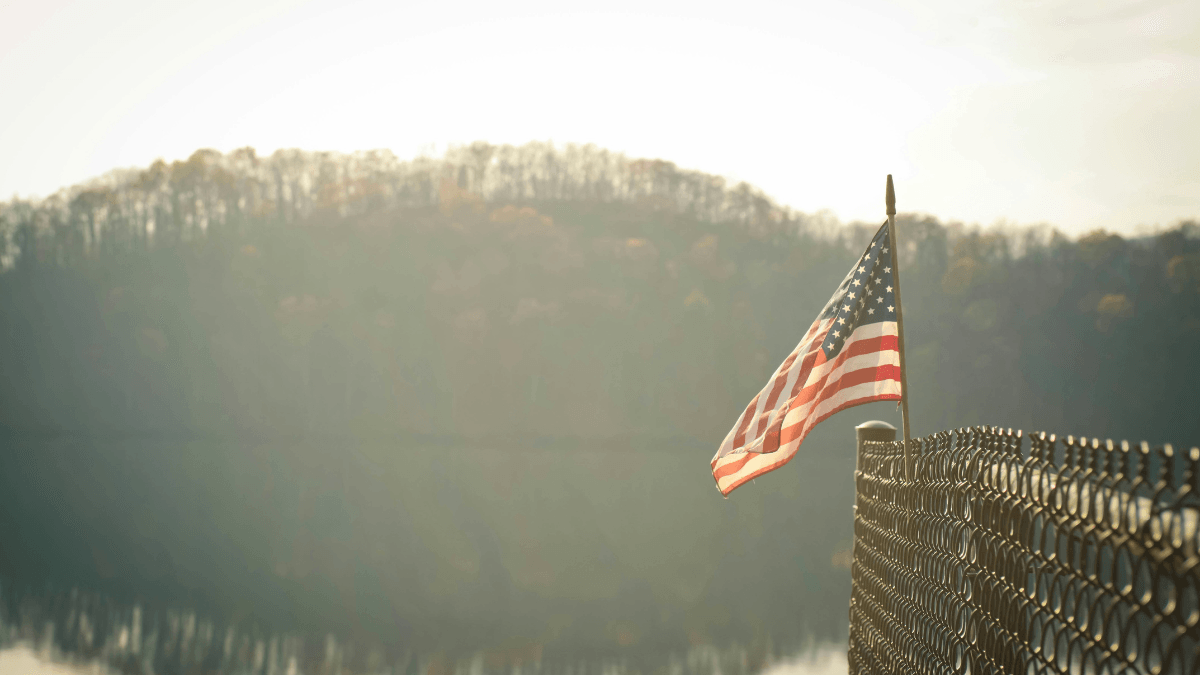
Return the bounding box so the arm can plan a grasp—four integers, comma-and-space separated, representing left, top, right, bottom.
848, 423, 1199, 675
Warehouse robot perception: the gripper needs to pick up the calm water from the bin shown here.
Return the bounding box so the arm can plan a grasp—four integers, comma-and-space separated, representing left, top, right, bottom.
0, 426, 861, 674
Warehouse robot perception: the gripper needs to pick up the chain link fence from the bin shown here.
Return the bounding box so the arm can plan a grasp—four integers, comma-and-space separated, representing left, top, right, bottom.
848, 425, 1199, 675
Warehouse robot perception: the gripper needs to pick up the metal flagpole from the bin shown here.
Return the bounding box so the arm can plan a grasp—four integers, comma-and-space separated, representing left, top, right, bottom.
885, 175, 914, 481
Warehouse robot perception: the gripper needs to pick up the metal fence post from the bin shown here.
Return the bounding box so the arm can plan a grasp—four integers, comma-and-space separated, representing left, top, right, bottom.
855, 421, 897, 466
849, 421, 897, 674
852, 420, 897, 534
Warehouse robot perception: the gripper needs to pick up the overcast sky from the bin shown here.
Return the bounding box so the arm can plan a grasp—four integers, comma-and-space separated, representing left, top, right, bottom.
1, 0, 1196, 234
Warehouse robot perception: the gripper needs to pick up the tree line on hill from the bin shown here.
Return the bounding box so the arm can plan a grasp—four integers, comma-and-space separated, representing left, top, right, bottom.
0, 142, 1196, 446
0, 143, 1197, 668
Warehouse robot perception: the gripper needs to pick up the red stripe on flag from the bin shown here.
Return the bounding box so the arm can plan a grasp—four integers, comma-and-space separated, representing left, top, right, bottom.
750, 349, 802, 444
788, 336, 898, 410
778, 365, 901, 445
710, 379, 902, 482
713, 368, 900, 483
758, 344, 825, 455
730, 391, 761, 450
713, 365, 900, 483
713, 391, 901, 491
731, 320, 826, 452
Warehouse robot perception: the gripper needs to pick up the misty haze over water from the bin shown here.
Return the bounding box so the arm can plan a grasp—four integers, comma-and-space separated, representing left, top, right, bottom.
0, 143, 1197, 674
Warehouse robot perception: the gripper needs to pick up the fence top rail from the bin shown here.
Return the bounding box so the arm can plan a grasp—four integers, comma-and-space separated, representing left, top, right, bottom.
861, 425, 1200, 492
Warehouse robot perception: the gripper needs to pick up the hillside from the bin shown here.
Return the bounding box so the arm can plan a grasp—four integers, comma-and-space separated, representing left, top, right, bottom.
1, 143, 1196, 444
0, 143, 1198, 666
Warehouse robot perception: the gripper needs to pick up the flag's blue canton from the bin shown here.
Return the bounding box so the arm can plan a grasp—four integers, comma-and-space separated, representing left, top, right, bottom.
818, 221, 896, 360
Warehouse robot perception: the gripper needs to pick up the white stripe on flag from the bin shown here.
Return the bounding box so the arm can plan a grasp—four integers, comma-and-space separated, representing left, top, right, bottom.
715, 379, 900, 494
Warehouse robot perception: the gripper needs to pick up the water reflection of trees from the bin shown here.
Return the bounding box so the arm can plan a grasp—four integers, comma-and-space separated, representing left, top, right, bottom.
0, 143, 1197, 670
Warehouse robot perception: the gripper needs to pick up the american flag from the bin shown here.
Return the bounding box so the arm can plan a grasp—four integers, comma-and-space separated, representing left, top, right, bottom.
712, 221, 902, 495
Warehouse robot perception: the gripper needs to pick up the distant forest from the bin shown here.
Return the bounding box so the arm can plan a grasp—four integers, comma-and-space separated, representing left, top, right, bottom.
1, 144, 1198, 668
1, 142, 1197, 445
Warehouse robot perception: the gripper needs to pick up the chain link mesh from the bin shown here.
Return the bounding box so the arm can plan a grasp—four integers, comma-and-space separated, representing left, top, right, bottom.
848, 426, 1199, 674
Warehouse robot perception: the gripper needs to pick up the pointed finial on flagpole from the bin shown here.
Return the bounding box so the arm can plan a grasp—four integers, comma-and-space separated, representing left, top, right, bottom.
886, 174, 896, 216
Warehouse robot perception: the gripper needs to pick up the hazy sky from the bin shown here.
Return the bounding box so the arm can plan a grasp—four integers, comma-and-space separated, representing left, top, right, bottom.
1, 0, 1197, 234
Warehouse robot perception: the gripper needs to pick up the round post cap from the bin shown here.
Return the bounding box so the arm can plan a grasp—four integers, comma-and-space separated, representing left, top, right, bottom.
857, 420, 897, 444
